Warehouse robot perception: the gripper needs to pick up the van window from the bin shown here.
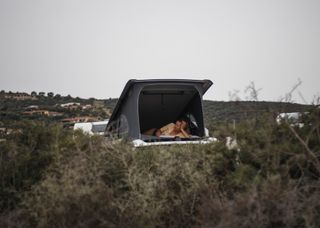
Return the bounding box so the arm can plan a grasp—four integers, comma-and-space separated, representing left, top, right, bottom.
188, 114, 198, 127
118, 114, 129, 137
105, 114, 129, 138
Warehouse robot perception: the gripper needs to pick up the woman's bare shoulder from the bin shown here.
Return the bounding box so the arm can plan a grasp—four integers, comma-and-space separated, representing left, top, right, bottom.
160, 123, 175, 131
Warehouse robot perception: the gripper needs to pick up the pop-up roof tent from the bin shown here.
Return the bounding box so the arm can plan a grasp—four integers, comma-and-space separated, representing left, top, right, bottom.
105, 79, 215, 146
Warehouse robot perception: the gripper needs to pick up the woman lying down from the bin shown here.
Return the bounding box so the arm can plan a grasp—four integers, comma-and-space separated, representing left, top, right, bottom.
143, 119, 190, 138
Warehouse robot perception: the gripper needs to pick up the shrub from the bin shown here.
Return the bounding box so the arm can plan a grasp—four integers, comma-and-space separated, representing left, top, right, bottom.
0, 107, 319, 227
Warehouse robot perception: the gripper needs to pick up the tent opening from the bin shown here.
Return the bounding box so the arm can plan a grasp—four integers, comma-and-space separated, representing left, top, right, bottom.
138, 85, 205, 140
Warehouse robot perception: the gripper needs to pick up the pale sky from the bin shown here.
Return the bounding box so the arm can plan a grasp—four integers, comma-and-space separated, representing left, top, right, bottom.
1, 0, 319, 103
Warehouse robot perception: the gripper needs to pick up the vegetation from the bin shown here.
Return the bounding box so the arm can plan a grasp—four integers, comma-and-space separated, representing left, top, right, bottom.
0, 90, 311, 128
0, 92, 114, 126
203, 100, 310, 123
0, 103, 319, 227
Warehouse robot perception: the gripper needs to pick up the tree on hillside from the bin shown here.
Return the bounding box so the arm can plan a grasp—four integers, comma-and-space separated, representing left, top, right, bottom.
31, 91, 37, 97
47, 92, 54, 97
54, 94, 61, 99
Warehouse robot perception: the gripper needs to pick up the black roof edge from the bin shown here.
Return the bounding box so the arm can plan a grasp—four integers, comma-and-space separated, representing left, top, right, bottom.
107, 79, 213, 126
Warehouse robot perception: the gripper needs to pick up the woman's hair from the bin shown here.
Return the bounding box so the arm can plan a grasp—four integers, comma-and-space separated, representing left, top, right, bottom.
177, 118, 190, 131
177, 116, 189, 122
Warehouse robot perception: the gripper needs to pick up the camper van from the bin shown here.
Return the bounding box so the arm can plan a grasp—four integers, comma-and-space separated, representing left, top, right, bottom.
105, 79, 216, 147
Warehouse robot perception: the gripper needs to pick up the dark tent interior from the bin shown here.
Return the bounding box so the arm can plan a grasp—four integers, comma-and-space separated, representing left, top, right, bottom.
138, 85, 205, 138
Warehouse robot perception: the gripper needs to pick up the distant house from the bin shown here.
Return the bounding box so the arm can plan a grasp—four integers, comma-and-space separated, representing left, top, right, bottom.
48, 111, 63, 117
60, 103, 92, 110
22, 110, 63, 117
24, 105, 39, 110
60, 103, 81, 109
23, 110, 50, 116
4, 92, 38, 100
81, 104, 93, 110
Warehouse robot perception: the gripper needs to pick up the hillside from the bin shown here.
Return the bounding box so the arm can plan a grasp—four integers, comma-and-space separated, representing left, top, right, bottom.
203, 100, 311, 123
0, 105, 319, 227
0, 90, 319, 227
0, 91, 312, 129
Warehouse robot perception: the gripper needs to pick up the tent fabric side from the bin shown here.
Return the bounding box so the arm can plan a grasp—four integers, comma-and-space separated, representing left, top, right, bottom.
106, 85, 141, 139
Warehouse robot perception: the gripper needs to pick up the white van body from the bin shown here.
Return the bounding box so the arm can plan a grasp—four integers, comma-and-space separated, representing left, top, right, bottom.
74, 120, 109, 135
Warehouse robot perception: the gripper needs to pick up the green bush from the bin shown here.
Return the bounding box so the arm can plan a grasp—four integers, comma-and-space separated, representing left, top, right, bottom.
0, 107, 319, 227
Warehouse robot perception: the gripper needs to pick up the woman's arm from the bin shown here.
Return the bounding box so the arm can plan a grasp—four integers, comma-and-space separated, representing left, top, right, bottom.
180, 128, 190, 138
143, 128, 157, 136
